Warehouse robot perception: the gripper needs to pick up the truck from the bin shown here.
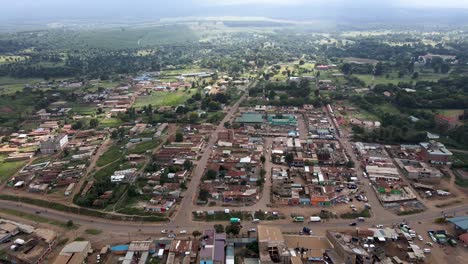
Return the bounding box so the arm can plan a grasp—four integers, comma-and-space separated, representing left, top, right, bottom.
293, 216, 305, 222
309, 216, 321, 222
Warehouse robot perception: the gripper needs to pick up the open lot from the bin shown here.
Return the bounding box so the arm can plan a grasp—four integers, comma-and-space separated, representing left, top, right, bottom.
134, 90, 195, 108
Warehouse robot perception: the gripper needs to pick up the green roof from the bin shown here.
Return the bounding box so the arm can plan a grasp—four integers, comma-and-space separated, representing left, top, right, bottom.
448, 216, 468, 231
236, 113, 263, 123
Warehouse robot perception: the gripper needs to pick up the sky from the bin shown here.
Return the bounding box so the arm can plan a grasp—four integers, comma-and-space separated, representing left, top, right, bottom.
2, 0, 468, 23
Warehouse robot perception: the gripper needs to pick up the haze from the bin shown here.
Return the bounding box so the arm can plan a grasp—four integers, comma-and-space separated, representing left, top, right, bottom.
3, 0, 468, 23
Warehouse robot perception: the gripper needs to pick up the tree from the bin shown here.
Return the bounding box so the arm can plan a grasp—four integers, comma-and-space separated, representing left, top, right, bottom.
192, 230, 202, 237
341, 63, 352, 75
374, 62, 384, 76
198, 189, 210, 201
285, 153, 294, 165
66, 220, 74, 228
246, 241, 259, 254
412, 72, 419, 79
214, 224, 225, 233
183, 160, 193, 170
188, 112, 198, 123
299, 60, 305, 65
205, 169, 218, 180
225, 224, 241, 235
260, 155, 266, 164
89, 118, 99, 128
175, 132, 183, 142
345, 160, 355, 168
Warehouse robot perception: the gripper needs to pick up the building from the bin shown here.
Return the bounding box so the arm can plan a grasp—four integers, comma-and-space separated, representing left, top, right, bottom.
447, 216, 468, 234
40, 134, 68, 154
395, 159, 442, 182
199, 229, 226, 264
325, 231, 372, 264
419, 141, 453, 164
257, 225, 291, 264
434, 114, 458, 130
53, 241, 92, 264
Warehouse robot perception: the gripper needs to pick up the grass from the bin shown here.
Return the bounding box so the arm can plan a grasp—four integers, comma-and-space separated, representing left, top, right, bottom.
129, 140, 160, 154
99, 118, 123, 128
96, 145, 124, 167
340, 209, 371, 219
0, 155, 28, 182
134, 90, 195, 108
75, 25, 199, 49
436, 109, 464, 118
85, 229, 103, 235
0, 208, 78, 229
69, 103, 96, 115
355, 71, 446, 87
435, 200, 462, 208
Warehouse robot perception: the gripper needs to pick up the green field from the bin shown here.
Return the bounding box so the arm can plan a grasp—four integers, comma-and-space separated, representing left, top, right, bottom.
130, 140, 160, 154
134, 90, 195, 108
96, 145, 124, 167
99, 118, 123, 128
0, 155, 27, 182
355, 72, 447, 87
76, 25, 199, 49
69, 103, 97, 115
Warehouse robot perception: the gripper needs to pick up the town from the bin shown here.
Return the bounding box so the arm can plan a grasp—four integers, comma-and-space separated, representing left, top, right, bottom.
0, 4, 468, 264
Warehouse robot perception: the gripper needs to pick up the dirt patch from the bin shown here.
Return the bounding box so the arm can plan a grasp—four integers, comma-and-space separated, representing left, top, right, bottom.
0, 106, 14, 113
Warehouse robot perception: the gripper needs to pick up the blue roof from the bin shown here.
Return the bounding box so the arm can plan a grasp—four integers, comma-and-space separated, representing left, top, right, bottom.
447, 216, 468, 230
111, 245, 129, 251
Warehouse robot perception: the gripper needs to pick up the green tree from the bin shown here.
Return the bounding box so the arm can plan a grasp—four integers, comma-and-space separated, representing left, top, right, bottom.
205, 169, 218, 180
89, 118, 99, 128
260, 155, 266, 164
214, 224, 225, 233
285, 153, 294, 165
175, 132, 183, 142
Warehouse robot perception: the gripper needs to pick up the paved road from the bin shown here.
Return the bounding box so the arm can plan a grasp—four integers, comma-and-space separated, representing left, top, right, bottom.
2, 199, 467, 235
171, 93, 248, 225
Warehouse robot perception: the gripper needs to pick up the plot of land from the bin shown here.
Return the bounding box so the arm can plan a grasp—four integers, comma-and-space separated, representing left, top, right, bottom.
96, 145, 125, 167
134, 90, 195, 108
0, 155, 28, 182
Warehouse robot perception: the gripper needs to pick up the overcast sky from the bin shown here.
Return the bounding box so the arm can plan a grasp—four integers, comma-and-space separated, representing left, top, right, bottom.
2, 0, 468, 22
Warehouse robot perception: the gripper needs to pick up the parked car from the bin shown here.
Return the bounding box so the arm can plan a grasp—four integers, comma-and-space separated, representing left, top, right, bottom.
161, 230, 168, 234
423, 248, 431, 253
349, 222, 357, 226
179, 230, 187, 234
425, 242, 433, 247
168, 234, 176, 238
418, 235, 424, 241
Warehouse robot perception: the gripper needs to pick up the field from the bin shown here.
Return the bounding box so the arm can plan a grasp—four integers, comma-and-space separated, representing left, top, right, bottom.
0, 55, 28, 64
69, 103, 97, 115
99, 118, 123, 128
436, 109, 464, 118
129, 140, 160, 154
75, 25, 199, 49
96, 145, 125, 167
355, 71, 447, 87
0, 155, 27, 182
0, 76, 45, 95
134, 90, 195, 108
